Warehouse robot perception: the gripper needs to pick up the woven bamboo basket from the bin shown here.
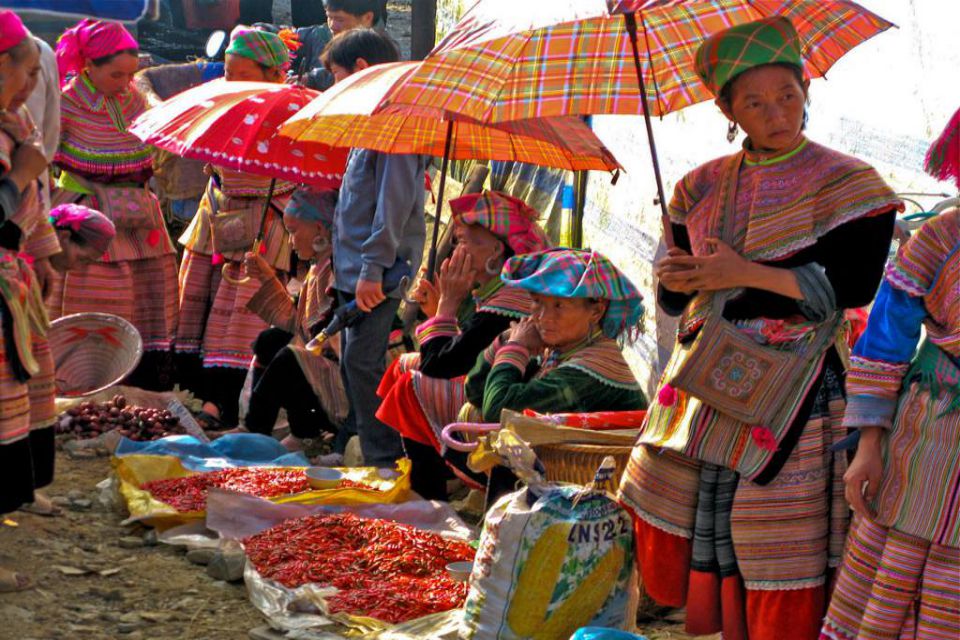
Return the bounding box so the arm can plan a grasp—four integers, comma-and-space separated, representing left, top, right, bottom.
534, 441, 635, 486
49, 313, 143, 398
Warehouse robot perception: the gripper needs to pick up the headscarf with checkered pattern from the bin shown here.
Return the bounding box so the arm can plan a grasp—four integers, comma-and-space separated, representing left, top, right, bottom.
449, 190, 549, 256
694, 16, 803, 97
502, 247, 644, 341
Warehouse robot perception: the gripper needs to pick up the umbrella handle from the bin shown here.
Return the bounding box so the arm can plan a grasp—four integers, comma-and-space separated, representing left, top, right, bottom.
220, 239, 261, 286
220, 263, 252, 286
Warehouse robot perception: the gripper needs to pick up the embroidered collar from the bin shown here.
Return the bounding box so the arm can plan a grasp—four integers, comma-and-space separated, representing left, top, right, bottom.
541, 331, 640, 390
743, 135, 808, 166
475, 278, 531, 318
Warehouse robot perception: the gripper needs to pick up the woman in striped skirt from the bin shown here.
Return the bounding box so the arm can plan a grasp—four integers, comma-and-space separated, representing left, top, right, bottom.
617, 18, 902, 640
0, 12, 61, 591
821, 110, 960, 640
50, 19, 179, 390
174, 26, 296, 428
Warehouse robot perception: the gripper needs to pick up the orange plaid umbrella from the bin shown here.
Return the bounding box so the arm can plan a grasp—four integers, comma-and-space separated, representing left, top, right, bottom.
279, 60, 621, 275
384, 0, 894, 243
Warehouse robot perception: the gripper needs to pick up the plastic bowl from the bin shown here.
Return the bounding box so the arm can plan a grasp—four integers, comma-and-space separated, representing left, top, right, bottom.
446, 561, 474, 582
305, 466, 345, 490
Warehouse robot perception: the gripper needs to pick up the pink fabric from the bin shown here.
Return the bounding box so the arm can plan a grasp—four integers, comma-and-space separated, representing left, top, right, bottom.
49, 203, 116, 254
55, 18, 138, 87
0, 10, 28, 53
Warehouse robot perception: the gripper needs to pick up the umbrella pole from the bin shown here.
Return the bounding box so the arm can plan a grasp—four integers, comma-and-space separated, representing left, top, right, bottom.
222, 177, 277, 286
426, 119, 454, 281
623, 13, 674, 248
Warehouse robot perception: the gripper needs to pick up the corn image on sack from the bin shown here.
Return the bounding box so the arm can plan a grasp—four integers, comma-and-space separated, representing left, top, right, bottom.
460, 481, 635, 639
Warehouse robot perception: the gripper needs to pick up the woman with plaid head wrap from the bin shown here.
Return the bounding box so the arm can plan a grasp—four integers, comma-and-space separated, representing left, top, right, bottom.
175, 25, 299, 429
616, 17, 903, 640
375, 190, 550, 498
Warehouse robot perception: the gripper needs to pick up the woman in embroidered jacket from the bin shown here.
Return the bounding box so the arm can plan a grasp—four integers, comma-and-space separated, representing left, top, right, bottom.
616, 17, 901, 640
238, 187, 348, 451
50, 19, 179, 390
0, 13, 110, 590
821, 110, 960, 640
462, 247, 647, 422
375, 190, 549, 497
175, 26, 297, 427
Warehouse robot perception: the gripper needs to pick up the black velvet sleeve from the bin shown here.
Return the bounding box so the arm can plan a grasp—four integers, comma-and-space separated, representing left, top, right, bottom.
418, 311, 516, 380
724, 209, 896, 320
657, 223, 695, 316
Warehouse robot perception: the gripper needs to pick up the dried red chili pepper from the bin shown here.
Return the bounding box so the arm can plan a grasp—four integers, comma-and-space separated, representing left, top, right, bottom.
141, 468, 312, 512
242, 513, 475, 624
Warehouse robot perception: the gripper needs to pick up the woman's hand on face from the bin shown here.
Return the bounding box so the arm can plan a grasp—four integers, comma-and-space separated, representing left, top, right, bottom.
436, 247, 476, 316
243, 251, 275, 284
410, 269, 439, 317
843, 427, 885, 519
507, 316, 543, 352
656, 238, 751, 293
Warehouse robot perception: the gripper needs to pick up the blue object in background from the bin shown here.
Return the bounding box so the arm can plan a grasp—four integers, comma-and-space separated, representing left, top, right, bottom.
115, 433, 311, 471
571, 629, 648, 640
7, 0, 150, 21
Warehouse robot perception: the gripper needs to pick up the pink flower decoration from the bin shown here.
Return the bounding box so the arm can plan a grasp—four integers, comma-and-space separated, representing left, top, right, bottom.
211, 253, 224, 266
146, 229, 161, 247
258, 242, 267, 255
751, 426, 778, 452
658, 383, 678, 407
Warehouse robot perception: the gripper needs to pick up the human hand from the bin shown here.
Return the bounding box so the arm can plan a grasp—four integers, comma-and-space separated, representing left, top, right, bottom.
243, 251, 275, 283
656, 238, 751, 293
7, 144, 47, 192
355, 278, 385, 313
436, 247, 476, 317
843, 427, 884, 518
410, 270, 439, 317
507, 316, 543, 352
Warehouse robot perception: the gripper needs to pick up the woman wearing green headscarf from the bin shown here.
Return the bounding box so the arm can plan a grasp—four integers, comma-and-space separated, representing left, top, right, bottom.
617, 17, 901, 640
175, 26, 298, 429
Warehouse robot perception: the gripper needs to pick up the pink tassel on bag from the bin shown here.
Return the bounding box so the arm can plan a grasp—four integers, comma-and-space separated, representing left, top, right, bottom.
657, 383, 678, 407
211, 253, 224, 265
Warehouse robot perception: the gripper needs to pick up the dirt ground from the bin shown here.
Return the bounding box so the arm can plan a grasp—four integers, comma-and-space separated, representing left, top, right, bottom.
0, 451, 705, 640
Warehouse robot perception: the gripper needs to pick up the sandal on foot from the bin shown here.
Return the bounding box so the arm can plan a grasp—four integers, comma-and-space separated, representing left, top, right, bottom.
19, 493, 62, 517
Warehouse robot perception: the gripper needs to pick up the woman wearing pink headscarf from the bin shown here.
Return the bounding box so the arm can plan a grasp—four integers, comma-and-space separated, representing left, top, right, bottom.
50, 19, 179, 391
0, 9, 57, 592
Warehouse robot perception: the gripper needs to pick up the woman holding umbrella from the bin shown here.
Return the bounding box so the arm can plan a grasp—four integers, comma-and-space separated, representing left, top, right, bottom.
175, 25, 299, 428
617, 18, 902, 640
51, 19, 179, 391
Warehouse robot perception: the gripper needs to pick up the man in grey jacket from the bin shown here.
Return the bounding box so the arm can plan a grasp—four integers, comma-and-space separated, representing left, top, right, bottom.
333, 147, 426, 468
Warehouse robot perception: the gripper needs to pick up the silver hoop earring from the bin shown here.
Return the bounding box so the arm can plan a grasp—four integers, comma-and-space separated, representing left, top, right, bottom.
311, 236, 329, 253
726, 121, 738, 143
484, 257, 500, 276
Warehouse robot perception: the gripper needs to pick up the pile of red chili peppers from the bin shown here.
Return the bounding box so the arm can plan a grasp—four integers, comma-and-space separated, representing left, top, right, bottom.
243, 513, 475, 624
141, 468, 312, 512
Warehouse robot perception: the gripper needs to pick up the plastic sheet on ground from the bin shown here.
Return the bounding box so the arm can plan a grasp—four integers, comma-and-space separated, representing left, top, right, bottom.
114, 455, 412, 530
114, 433, 310, 471
212, 492, 473, 639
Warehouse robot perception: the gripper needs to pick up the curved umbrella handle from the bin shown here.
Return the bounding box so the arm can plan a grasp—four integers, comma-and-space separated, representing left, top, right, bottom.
220, 238, 263, 286
440, 422, 500, 452
221, 262, 252, 286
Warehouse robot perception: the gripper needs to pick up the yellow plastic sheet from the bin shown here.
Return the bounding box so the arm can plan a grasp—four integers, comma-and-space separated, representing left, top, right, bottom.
114, 455, 411, 530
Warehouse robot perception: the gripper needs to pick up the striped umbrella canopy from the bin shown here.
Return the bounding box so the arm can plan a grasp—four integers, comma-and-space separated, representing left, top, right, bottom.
279, 62, 621, 173
384, 0, 893, 245
130, 80, 348, 188
386, 0, 895, 123
279, 60, 622, 277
